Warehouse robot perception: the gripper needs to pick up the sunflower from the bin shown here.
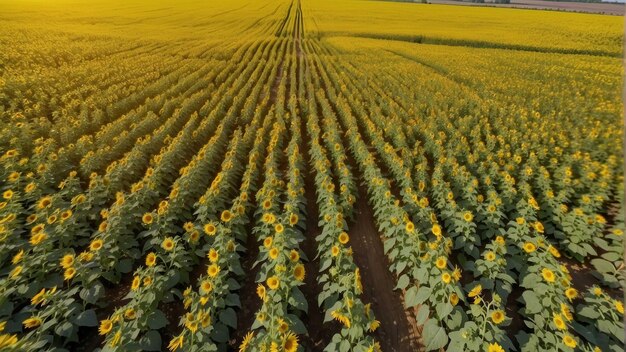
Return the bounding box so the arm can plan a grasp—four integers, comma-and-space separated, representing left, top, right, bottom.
294, 264, 305, 281
487, 343, 504, 352
431, 224, 442, 236
275, 223, 284, 233
484, 251, 496, 261
450, 293, 459, 306
143, 276, 153, 287
61, 210, 72, 221
203, 223, 217, 236
264, 237, 273, 248
405, 221, 415, 233
131, 276, 141, 291
142, 213, 154, 225
441, 272, 451, 284
90, 239, 104, 251
563, 334, 577, 348
522, 242, 536, 253
146, 252, 157, 267
60, 254, 75, 269
289, 249, 299, 262
2, 190, 13, 200
99, 319, 113, 335
37, 196, 52, 209
548, 245, 561, 258
614, 300, 624, 314
553, 313, 566, 330
256, 284, 267, 301
267, 276, 280, 290
124, 308, 136, 320
565, 288, 578, 301
534, 222, 544, 233
23, 317, 42, 329
207, 248, 219, 263
98, 221, 108, 232
283, 332, 298, 352
435, 256, 447, 269
207, 264, 220, 278
12, 250, 23, 265
239, 332, 254, 352
269, 247, 279, 260
289, 213, 298, 226
338, 232, 349, 244
30, 232, 48, 246
468, 284, 482, 298
64, 267, 76, 281
220, 210, 232, 222
331, 245, 340, 257
161, 237, 175, 251
463, 211, 473, 222
168, 334, 184, 351
110, 330, 122, 347
201, 280, 213, 294
541, 268, 555, 283
490, 310, 505, 324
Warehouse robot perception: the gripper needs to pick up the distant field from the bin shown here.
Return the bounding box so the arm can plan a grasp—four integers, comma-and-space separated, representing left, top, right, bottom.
428, 0, 624, 15
0, 1, 623, 352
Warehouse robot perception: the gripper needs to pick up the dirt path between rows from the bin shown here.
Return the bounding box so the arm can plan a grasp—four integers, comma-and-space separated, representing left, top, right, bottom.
349, 185, 422, 352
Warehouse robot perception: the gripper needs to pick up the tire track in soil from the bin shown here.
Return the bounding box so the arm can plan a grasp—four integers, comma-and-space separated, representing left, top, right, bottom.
349, 184, 422, 352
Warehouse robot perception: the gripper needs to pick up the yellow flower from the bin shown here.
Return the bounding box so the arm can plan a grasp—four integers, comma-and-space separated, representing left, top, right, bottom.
161, 237, 175, 251
124, 308, 136, 320
289, 213, 298, 226
331, 245, 340, 257
487, 342, 504, 352
131, 276, 141, 291
541, 268, 555, 283
220, 210, 232, 222
338, 232, 350, 244
23, 317, 42, 329
142, 213, 154, 225
283, 331, 298, 352
562, 334, 577, 348
12, 250, 24, 264
463, 211, 473, 222
548, 245, 561, 258
593, 287, 603, 296
204, 223, 217, 236
275, 223, 284, 234
98, 319, 113, 335
146, 252, 157, 267
37, 196, 52, 209
435, 256, 447, 269
289, 249, 300, 262
431, 223, 442, 237
565, 288, 578, 301
490, 310, 505, 324
31, 288, 46, 306
207, 248, 219, 263
294, 264, 305, 281
64, 267, 76, 281
10, 265, 22, 279
256, 284, 267, 301
495, 236, 505, 246
484, 251, 496, 261
405, 221, 415, 233
450, 293, 459, 306
90, 239, 103, 251
269, 247, 279, 260
110, 330, 122, 347
207, 264, 220, 278
3, 190, 13, 200
168, 334, 184, 351
561, 303, 573, 321
30, 232, 48, 245
60, 254, 75, 269
534, 222, 544, 233
553, 313, 566, 330
468, 284, 482, 298
239, 332, 254, 352
267, 276, 280, 290
441, 272, 451, 284
614, 300, 624, 314
522, 242, 536, 253
201, 280, 213, 294
516, 217, 525, 225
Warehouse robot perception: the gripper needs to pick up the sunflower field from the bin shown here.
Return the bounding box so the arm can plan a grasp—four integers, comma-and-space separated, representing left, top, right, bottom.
0, 0, 623, 351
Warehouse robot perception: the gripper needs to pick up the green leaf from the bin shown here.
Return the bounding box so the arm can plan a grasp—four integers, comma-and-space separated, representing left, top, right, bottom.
147, 310, 168, 330
140, 330, 162, 351
522, 291, 541, 314
219, 308, 237, 329
396, 274, 410, 290
415, 304, 430, 325
74, 309, 98, 327
404, 286, 419, 308
423, 319, 448, 351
